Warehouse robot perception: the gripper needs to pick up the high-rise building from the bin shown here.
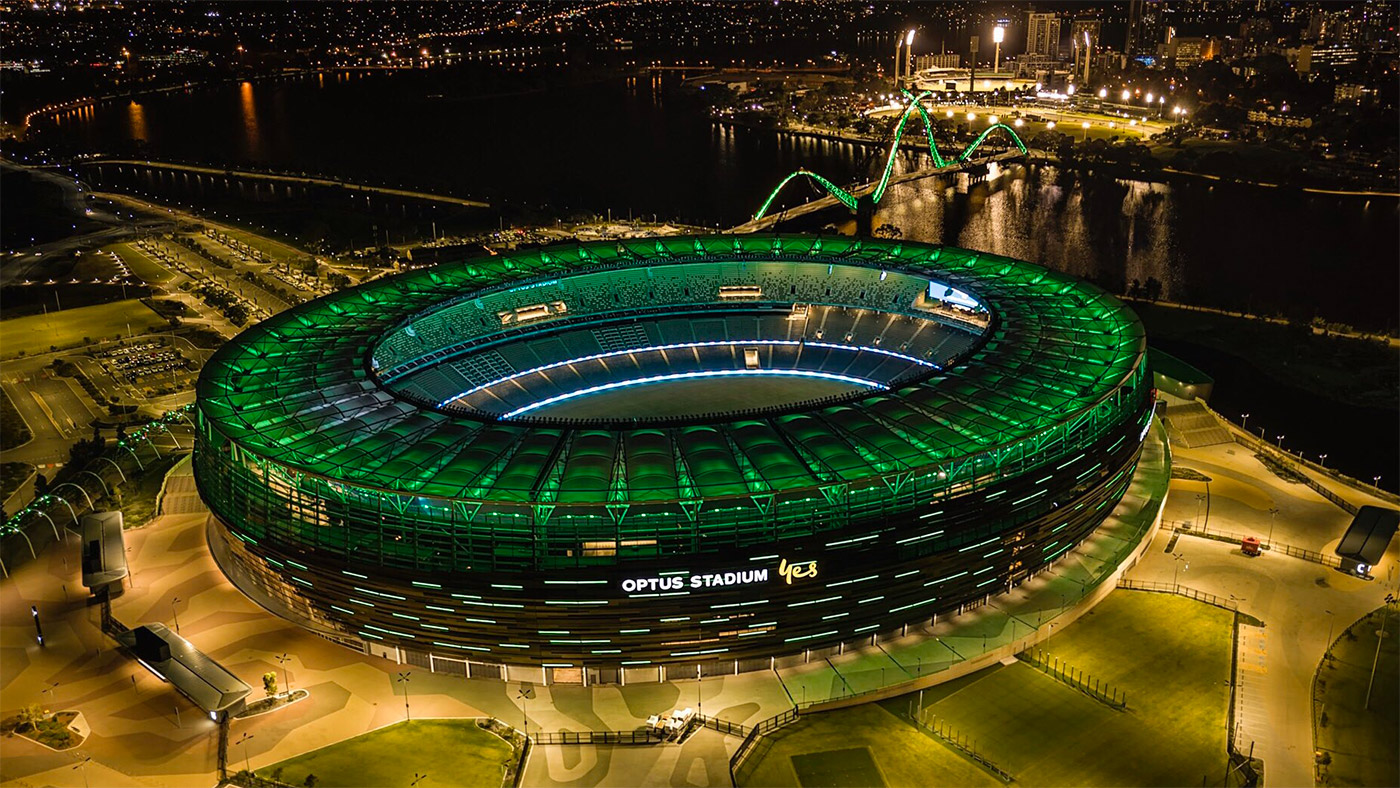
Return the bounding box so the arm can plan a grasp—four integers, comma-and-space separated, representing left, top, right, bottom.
1026, 12, 1062, 58
1126, 0, 1167, 56
1070, 19, 1103, 45
1166, 36, 1215, 68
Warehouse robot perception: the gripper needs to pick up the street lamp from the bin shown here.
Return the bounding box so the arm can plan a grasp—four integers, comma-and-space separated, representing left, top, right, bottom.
1318, 453, 1328, 468
1121, 89, 1131, 101
73, 755, 92, 788
396, 671, 412, 721
1267, 507, 1280, 549
1277, 434, 1287, 452
1171, 552, 1188, 590
1324, 610, 1336, 661
992, 26, 1005, 74
1098, 88, 1107, 98
1081, 121, 1090, 141
235, 732, 254, 775
171, 597, 180, 633
275, 653, 293, 694
1240, 413, 1250, 432
515, 686, 533, 736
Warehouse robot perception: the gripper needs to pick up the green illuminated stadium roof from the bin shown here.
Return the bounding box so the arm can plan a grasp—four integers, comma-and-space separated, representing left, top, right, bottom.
196, 235, 1146, 506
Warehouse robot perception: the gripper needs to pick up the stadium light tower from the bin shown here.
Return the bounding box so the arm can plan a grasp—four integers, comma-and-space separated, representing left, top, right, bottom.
904, 29, 916, 88
992, 26, 1005, 74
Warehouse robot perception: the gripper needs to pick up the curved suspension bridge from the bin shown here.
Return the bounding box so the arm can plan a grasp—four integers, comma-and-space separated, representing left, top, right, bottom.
749, 90, 1029, 223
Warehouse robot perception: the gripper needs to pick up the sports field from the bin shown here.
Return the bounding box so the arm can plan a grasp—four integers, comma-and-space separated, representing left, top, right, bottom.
256, 719, 513, 788
743, 589, 1233, 787
1315, 604, 1399, 787
737, 702, 996, 788
1, 300, 168, 356
533, 375, 860, 419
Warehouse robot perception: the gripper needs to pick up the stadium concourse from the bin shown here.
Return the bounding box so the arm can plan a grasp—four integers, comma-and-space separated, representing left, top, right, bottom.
0, 414, 1167, 786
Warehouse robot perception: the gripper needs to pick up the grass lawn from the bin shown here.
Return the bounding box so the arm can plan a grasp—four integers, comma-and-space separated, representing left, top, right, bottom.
0, 389, 32, 450
103, 243, 176, 285
790, 747, 885, 788
222, 226, 299, 263
1, 300, 168, 356
752, 589, 1232, 787
103, 454, 182, 528
917, 589, 1232, 786
1, 461, 34, 505
257, 719, 513, 788
1315, 605, 1399, 787
738, 702, 996, 788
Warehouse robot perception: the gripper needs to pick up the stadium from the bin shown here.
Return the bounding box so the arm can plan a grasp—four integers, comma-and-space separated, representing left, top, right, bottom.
194, 234, 1151, 682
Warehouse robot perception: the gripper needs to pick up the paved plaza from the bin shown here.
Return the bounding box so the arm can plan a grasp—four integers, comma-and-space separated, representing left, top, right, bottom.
1, 417, 1395, 788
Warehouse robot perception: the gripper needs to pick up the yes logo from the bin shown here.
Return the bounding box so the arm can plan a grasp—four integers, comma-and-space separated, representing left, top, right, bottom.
778, 558, 818, 584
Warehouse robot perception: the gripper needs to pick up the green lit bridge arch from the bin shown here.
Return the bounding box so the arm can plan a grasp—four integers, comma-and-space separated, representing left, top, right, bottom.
754, 90, 1028, 220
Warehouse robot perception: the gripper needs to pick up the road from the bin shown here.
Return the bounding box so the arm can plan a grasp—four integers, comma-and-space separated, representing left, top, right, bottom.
2, 360, 94, 466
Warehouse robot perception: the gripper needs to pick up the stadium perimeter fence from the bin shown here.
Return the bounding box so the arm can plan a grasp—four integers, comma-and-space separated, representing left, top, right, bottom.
1171, 523, 1343, 569
728, 706, 801, 786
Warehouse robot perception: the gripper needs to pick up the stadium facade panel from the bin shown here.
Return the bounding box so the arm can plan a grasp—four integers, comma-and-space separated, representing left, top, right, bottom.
195, 234, 1151, 671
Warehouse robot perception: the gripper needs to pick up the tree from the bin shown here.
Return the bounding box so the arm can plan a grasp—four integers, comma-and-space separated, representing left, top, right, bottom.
263, 672, 278, 697
18, 703, 45, 731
